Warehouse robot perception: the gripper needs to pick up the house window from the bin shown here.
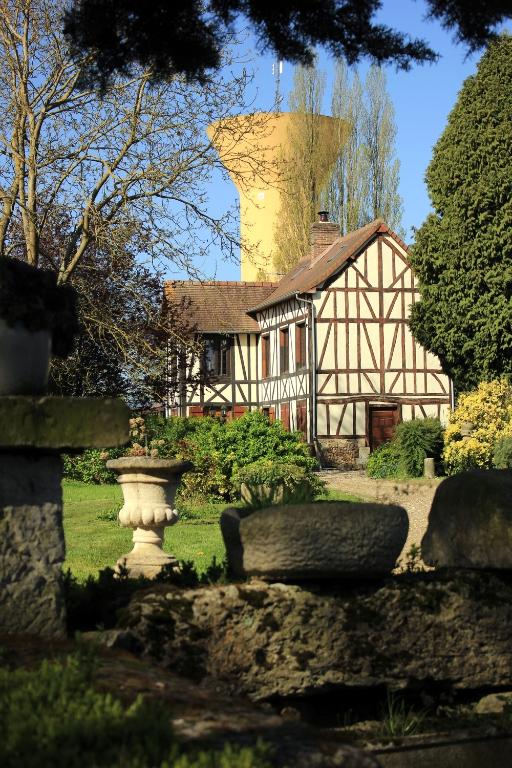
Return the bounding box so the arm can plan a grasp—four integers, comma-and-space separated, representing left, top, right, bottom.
296, 323, 307, 369
280, 327, 289, 373
261, 334, 270, 378
204, 335, 231, 377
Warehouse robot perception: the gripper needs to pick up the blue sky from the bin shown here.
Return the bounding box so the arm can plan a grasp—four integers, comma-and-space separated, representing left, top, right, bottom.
170, 0, 508, 281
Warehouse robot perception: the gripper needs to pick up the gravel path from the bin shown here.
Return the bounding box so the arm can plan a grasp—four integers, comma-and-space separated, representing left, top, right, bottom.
319, 469, 442, 566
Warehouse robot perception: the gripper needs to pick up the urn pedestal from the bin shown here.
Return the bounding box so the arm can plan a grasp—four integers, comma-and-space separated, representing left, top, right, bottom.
107, 457, 191, 578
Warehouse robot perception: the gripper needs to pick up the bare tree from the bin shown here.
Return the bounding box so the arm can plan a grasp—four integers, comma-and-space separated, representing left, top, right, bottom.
328, 61, 368, 234
328, 62, 403, 235
0, 1, 275, 280
363, 66, 403, 231
0, 0, 273, 401
272, 65, 340, 274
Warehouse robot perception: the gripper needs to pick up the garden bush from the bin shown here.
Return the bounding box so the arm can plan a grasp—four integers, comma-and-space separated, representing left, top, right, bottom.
394, 418, 444, 477
0, 651, 273, 768
62, 448, 124, 484
366, 442, 401, 478
493, 436, 512, 469
233, 459, 325, 508
62, 416, 209, 484
176, 411, 318, 502
443, 379, 512, 474
63, 411, 318, 502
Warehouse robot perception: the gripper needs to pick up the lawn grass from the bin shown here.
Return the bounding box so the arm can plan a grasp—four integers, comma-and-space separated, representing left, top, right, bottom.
63, 480, 364, 581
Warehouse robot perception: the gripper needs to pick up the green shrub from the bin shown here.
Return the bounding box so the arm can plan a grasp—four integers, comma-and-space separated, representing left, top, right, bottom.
233, 459, 326, 508
177, 411, 318, 502
394, 418, 444, 477
167, 742, 273, 768
493, 436, 512, 469
0, 652, 273, 768
366, 442, 401, 478
62, 448, 124, 484
63, 412, 318, 501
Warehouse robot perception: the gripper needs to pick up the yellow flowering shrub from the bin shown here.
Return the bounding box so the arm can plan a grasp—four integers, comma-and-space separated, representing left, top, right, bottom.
443, 379, 512, 474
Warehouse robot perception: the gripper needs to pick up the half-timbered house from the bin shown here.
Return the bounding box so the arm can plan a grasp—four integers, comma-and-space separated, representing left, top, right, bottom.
164, 281, 276, 419
164, 217, 451, 464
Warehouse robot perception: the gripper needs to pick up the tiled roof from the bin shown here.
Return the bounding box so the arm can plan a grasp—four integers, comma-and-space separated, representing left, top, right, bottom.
249, 219, 409, 313
164, 281, 277, 333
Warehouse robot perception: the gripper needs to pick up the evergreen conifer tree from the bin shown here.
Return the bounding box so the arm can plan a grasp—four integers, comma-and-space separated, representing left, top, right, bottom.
409, 34, 512, 392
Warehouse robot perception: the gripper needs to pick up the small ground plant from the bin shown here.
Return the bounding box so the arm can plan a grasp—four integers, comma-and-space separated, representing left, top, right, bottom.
0, 651, 273, 768
233, 459, 325, 508
379, 692, 427, 738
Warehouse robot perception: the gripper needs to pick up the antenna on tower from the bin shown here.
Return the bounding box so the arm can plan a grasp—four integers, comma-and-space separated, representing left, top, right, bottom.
272, 60, 283, 112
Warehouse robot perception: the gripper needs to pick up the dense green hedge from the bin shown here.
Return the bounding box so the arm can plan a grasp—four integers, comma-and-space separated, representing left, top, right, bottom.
63, 412, 319, 504
366, 442, 402, 478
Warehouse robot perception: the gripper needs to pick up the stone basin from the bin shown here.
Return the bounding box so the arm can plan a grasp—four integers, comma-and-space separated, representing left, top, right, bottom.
238, 501, 409, 580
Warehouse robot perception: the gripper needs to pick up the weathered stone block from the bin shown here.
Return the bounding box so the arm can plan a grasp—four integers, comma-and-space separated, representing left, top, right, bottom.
220, 507, 254, 577
0, 396, 129, 449
121, 571, 512, 701
422, 469, 512, 568
0, 454, 65, 636
239, 502, 408, 579
357, 447, 371, 467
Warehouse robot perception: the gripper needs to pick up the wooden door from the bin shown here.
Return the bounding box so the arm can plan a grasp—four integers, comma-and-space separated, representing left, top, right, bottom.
280, 402, 290, 431
296, 399, 307, 441
369, 406, 399, 450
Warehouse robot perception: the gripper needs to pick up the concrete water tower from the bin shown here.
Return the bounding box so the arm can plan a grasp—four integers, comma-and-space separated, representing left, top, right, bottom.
208, 112, 347, 281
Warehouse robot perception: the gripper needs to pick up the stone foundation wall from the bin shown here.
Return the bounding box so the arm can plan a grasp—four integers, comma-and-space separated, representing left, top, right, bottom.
319, 439, 362, 470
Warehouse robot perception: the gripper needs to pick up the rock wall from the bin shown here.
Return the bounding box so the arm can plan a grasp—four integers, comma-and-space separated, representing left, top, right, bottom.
121, 571, 512, 701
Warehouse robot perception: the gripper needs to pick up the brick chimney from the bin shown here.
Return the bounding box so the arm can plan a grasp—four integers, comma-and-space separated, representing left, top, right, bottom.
310, 211, 339, 260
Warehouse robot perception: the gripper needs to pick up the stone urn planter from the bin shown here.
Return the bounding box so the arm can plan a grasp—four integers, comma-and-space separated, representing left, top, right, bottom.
106, 457, 191, 578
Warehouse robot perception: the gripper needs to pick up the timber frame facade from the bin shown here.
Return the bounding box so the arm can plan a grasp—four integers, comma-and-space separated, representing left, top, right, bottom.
165, 219, 451, 458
